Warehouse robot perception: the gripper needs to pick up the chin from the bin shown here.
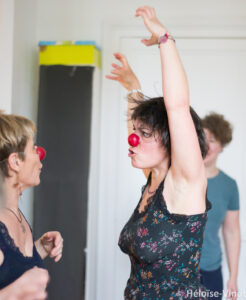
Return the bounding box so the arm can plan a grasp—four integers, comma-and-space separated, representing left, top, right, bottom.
131, 159, 150, 170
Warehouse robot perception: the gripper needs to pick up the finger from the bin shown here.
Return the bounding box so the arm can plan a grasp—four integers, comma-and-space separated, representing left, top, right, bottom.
227, 290, 231, 299
232, 290, 237, 300
136, 10, 148, 20
111, 63, 121, 70
105, 75, 120, 81
51, 240, 63, 254
42, 232, 53, 240
43, 236, 53, 242
142, 6, 152, 18
54, 235, 62, 247
50, 242, 63, 257
114, 53, 128, 66
54, 253, 62, 262
141, 39, 154, 47
50, 246, 62, 257
110, 69, 121, 75
150, 7, 156, 17
113, 52, 124, 59
50, 248, 62, 258
44, 231, 53, 238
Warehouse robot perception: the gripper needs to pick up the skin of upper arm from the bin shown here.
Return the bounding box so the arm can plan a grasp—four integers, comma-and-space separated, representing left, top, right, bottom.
222, 210, 240, 234
167, 106, 205, 183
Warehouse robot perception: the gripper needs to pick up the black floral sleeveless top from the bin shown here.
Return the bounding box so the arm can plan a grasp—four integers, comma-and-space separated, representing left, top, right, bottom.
119, 176, 211, 300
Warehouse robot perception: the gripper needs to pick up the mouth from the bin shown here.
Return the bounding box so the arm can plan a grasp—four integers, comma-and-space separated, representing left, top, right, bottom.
128, 148, 136, 157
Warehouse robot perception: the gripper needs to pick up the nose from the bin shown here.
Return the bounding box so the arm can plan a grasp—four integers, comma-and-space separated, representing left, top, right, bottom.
128, 133, 140, 147
36, 146, 46, 161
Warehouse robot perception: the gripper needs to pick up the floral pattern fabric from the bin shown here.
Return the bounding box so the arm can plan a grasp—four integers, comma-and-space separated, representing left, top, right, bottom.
119, 177, 211, 300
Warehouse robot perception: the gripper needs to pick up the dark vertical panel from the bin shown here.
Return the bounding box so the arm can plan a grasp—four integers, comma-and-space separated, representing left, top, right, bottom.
34, 65, 93, 300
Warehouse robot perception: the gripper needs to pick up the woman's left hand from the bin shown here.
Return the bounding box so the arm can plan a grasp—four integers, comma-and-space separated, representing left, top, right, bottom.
135, 6, 166, 46
226, 278, 238, 300
36, 231, 64, 262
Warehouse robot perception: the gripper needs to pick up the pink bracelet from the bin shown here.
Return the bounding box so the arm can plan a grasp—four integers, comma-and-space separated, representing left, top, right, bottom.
158, 33, 175, 47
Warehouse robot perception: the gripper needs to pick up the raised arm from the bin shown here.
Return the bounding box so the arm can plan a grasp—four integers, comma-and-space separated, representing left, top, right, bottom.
106, 53, 150, 178
106, 53, 142, 136
136, 7, 205, 183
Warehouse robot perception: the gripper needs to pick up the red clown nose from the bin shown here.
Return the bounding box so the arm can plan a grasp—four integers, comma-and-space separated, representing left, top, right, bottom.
128, 133, 140, 147
36, 146, 46, 161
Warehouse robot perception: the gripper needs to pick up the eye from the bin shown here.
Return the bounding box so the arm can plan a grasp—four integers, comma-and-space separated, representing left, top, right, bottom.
142, 131, 152, 138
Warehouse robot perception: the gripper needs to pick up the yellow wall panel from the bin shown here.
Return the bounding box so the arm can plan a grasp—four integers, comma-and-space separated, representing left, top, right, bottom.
39, 45, 101, 68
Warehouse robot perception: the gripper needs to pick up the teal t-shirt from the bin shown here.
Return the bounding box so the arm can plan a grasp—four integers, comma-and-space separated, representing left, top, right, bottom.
199, 170, 240, 271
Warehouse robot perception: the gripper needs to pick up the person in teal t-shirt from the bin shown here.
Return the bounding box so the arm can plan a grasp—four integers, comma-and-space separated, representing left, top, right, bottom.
200, 113, 241, 300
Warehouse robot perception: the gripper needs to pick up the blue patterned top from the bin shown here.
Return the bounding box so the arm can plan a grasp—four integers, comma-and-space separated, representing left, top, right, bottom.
119, 176, 211, 299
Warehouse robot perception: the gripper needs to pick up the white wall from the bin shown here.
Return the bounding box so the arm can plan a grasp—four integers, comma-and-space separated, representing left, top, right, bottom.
35, 0, 246, 45
0, 0, 15, 113
11, 0, 38, 224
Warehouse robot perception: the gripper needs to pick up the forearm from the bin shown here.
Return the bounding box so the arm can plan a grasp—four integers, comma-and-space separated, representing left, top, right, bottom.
35, 239, 48, 260
126, 73, 142, 134
223, 228, 241, 280
159, 33, 190, 110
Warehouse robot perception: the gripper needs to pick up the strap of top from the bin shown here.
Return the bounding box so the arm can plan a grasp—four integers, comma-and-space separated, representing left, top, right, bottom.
0, 221, 17, 253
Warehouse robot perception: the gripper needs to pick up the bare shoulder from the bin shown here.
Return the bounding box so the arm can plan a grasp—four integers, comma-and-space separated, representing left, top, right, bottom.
0, 211, 10, 227
163, 169, 207, 215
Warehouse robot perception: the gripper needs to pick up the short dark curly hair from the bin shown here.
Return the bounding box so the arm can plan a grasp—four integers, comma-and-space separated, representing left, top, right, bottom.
128, 96, 207, 158
202, 112, 233, 147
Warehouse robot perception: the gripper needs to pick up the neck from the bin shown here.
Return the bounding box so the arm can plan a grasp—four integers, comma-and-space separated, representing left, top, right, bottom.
2, 178, 22, 211
150, 159, 169, 186
205, 162, 219, 178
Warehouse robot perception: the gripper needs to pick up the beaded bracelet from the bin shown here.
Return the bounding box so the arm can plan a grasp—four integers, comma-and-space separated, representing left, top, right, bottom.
158, 33, 175, 48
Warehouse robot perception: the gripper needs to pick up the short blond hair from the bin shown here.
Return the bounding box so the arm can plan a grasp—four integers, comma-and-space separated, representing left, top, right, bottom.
0, 110, 36, 177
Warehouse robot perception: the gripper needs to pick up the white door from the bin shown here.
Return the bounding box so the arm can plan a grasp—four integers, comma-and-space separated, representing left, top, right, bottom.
97, 34, 246, 300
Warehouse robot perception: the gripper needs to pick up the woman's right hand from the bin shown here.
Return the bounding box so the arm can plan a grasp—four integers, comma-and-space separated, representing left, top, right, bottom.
106, 53, 141, 91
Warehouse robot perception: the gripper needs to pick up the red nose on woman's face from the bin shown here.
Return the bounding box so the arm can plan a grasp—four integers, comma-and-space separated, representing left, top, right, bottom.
36, 146, 46, 161
128, 133, 140, 147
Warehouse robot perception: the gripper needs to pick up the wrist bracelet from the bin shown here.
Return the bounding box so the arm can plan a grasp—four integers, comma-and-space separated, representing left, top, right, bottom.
158, 33, 175, 48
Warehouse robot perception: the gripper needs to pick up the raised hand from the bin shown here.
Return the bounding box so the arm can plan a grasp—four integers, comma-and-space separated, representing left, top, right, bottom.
135, 6, 166, 46
106, 53, 141, 91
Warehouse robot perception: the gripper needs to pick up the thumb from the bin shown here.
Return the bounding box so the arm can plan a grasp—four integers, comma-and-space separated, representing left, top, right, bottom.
141, 39, 154, 47
43, 232, 53, 240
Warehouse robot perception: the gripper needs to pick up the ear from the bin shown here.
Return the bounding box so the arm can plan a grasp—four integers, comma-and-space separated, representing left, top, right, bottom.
8, 153, 22, 173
